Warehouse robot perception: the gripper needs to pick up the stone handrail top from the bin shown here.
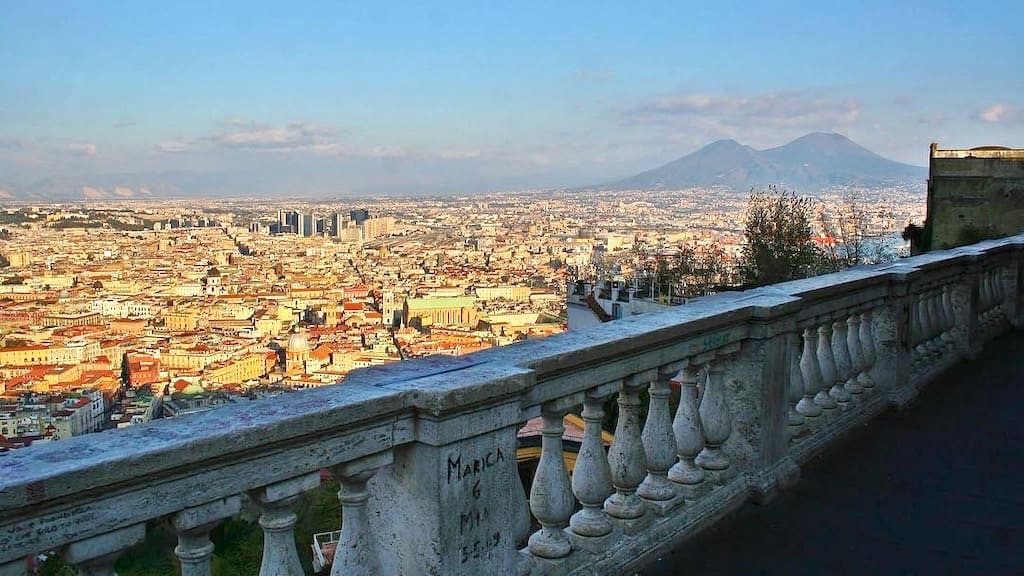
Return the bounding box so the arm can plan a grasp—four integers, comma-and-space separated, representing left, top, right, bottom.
2, 234, 1021, 527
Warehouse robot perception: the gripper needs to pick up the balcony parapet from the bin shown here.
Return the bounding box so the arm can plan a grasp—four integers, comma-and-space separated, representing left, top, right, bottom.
2, 235, 1023, 575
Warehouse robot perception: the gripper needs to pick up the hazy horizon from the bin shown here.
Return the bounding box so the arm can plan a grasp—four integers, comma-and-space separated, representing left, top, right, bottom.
2, 1, 1021, 197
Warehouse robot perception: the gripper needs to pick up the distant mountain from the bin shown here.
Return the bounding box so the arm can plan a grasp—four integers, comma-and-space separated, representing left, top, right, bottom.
594, 132, 926, 192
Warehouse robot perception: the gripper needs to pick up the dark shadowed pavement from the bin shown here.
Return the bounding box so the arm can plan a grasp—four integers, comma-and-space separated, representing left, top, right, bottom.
642, 331, 1024, 576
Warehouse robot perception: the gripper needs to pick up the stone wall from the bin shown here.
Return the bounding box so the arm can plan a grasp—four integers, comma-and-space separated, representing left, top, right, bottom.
927, 144, 1024, 250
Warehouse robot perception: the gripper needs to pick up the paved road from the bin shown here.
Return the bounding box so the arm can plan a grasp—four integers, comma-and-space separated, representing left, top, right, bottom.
643, 331, 1024, 576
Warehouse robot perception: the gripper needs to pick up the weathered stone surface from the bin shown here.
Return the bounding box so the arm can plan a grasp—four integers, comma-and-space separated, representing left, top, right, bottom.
370, 424, 525, 575
2, 235, 1022, 576
63, 523, 144, 566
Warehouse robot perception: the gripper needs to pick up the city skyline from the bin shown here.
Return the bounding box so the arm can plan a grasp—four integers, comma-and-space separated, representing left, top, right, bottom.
2, 1, 1022, 196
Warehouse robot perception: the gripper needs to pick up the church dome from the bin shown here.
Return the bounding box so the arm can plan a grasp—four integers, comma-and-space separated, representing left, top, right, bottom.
287, 328, 310, 352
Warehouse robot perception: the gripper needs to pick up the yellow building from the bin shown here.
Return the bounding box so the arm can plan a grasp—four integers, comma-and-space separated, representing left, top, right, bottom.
165, 311, 200, 332
403, 297, 479, 329
0, 341, 100, 367
42, 312, 101, 327
205, 353, 267, 386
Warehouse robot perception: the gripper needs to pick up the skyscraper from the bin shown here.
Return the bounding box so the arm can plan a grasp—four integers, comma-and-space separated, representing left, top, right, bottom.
330, 212, 345, 237
299, 212, 317, 237
350, 208, 370, 225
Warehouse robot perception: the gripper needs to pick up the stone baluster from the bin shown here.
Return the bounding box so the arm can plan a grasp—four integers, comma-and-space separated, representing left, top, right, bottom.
63, 524, 145, 576
985, 269, 996, 324
1003, 263, 1020, 326
173, 496, 243, 576
991, 268, 1003, 323
920, 291, 934, 357
695, 357, 732, 482
796, 327, 824, 417
913, 293, 929, 371
570, 391, 614, 538
253, 472, 321, 576
668, 361, 706, 496
858, 310, 876, 390
331, 451, 393, 576
988, 268, 998, 314
815, 322, 839, 410
604, 375, 647, 519
979, 270, 993, 327
932, 289, 944, 348
930, 290, 945, 356
827, 321, 851, 406
994, 266, 1007, 320
921, 291, 938, 358
639, 369, 679, 502
940, 285, 956, 353
787, 333, 806, 436
845, 314, 865, 397
529, 405, 575, 558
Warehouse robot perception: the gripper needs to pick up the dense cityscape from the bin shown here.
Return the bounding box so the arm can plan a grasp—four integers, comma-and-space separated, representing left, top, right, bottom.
4, 3, 1021, 574
0, 185, 925, 451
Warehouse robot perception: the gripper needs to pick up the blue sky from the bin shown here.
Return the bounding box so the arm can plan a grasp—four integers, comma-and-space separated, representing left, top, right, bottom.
1, 1, 1022, 196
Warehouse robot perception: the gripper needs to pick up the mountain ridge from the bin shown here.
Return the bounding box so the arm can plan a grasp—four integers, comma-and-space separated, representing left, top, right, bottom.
593, 132, 926, 192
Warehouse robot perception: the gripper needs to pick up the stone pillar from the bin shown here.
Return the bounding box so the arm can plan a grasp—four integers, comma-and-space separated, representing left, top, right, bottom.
695, 358, 731, 479
858, 310, 876, 390
829, 319, 853, 405
846, 314, 865, 396
366, 365, 533, 576
715, 328, 795, 502
1005, 253, 1023, 328
796, 327, 824, 417
998, 262, 1017, 326
786, 332, 806, 436
815, 322, 839, 410
63, 524, 145, 576
940, 286, 956, 354
963, 263, 984, 358
604, 373, 648, 520
875, 272, 916, 406
173, 496, 242, 576
528, 406, 575, 559
638, 369, 678, 503
252, 472, 321, 576
668, 361, 705, 497
570, 390, 614, 538
332, 452, 393, 576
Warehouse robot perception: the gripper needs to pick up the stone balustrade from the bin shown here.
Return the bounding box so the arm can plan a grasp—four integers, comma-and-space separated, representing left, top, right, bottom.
2, 235, 1023, 576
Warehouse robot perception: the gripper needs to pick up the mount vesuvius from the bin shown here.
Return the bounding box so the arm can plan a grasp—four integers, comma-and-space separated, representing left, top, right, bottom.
591, 132, 926, 192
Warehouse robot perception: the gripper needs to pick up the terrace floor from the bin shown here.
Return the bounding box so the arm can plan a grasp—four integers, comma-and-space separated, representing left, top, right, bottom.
643, 330, 1024, 576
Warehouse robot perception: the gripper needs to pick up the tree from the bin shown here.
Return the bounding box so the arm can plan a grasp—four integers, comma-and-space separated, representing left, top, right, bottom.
817, 194, 897, 270
738, 187, 821, 287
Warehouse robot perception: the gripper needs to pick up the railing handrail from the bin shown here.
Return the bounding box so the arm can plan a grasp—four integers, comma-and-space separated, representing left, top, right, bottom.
4, 236, 1021, 505
1, 233, 1022, 570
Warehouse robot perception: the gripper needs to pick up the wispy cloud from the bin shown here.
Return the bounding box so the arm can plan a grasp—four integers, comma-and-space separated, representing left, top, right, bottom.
158, 120, 344, 155
157, 141, 189, 153
65, 142, 98, 156
204, 121, 342, 152
624, 91, 861, 129
975, 103, 1021, 124
156, 118, 485, 162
